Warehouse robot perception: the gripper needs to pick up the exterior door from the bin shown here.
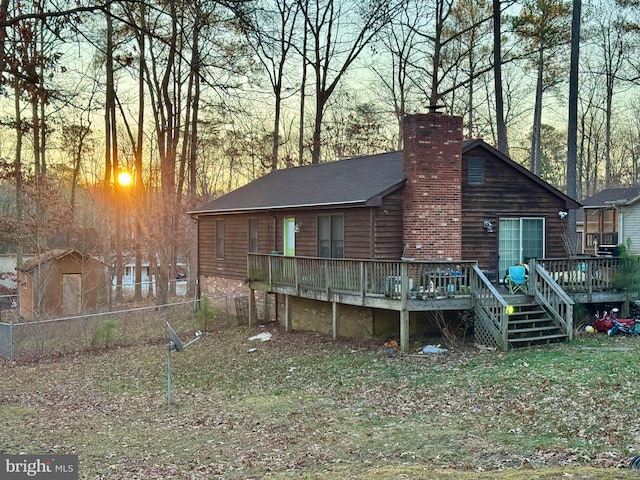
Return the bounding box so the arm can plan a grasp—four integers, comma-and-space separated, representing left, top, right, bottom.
284, 217, 296, 256
499, 218, 545, 280
62, 273, 82, 315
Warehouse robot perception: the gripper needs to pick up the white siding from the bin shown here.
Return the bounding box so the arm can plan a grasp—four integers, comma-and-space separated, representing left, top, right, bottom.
620, 203, 640, 254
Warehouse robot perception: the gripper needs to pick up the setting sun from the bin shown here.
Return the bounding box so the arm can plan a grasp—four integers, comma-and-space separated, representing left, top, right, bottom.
118, 171, 132, 186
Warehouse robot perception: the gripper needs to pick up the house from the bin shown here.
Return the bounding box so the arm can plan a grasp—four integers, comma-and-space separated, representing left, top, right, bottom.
578, 186, 640, 256
119, 260, 187, 284
190, 113, 581, 342
17, 249, 110, 320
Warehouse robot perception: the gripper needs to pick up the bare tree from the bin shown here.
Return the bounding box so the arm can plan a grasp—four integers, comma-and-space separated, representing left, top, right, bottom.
513, 0, 571, 176
245, 0, 300, 170
372, 0, 424, 150
589, 5, 631, 186
445, 0, 493, 136
297, 0, 401, 164
575, 69, 604, 198
407, 0, 497, 123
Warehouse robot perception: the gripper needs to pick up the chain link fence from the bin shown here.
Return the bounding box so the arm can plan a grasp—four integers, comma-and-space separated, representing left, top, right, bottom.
0, 277, 278, 362
0, 300, 200, 361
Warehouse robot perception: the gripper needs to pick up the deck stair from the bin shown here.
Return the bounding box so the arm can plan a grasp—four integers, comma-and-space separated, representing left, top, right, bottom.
506, 297, 569, 348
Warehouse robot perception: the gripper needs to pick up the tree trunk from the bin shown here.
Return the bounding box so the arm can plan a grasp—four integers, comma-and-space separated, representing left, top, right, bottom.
493, 0, 509, 155
566, 0, 581, 256
134, 5, 146, 301
605, 72, 613, 186
14, 80, 23, 314
530, 43, 544, 175
298, 22, 307, 165
311, 83, 324, 164
272, 81, 281, 170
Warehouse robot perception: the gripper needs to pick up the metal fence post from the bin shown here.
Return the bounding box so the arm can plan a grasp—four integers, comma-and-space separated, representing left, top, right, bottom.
0, 322, 13, 360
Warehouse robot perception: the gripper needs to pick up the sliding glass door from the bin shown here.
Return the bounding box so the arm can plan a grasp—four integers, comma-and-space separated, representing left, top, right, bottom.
499, 218, 545, 281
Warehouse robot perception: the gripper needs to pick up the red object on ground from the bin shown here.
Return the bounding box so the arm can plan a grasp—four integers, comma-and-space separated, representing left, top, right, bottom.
595, 313, 635, 332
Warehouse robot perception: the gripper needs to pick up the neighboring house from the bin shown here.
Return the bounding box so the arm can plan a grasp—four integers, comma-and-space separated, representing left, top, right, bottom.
120, 260, 187, 283
17, 249, 110, 320
190, 113, 581, 339
578, 186, 640, 255
0, 253, 32, 294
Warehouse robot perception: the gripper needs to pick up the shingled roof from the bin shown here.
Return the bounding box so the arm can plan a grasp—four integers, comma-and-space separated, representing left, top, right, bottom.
18, 249, 107, 272
580, 186, 640, 207
190, 139, 580, 216
191, 151, 405, 215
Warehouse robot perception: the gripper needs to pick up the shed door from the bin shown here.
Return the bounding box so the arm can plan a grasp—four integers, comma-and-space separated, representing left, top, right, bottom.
499, 218, 545, 280
62, 274, 82, 315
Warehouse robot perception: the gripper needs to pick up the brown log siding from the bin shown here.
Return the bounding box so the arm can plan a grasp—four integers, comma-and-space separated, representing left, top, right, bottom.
198, 148, 572, 281
461, 146, 570, 273
198, 199, 406, 280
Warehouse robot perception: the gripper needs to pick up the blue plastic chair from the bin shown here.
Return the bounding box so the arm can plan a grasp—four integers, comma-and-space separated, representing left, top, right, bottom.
506, 265, 528, 294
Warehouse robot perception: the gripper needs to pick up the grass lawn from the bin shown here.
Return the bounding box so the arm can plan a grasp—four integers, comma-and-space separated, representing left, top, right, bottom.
2, 319, 640, 479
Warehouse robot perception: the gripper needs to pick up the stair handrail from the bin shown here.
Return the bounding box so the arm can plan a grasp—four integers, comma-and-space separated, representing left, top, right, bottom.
471, 265, 510, 349
530, 260, 575, 340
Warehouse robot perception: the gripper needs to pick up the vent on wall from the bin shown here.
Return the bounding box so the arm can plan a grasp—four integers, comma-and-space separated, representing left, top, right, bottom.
468, 157, 484, 185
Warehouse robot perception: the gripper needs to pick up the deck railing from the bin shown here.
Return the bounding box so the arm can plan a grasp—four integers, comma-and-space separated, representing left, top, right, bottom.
248, 254, 631, 301
536, 256, 620, 293
248, 254, 477, 300
530, 261, 574, 340
470, 265, 509, 349
585, 232, 618, 248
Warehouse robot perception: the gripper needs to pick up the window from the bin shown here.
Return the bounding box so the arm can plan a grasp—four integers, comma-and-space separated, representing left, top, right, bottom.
467, 156, 484, 185
318, 214, 344, 258
248, 218, 258, 253
216, 219, 224, 259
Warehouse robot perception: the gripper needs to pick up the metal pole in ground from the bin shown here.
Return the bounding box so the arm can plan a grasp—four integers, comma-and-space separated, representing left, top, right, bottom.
167, 345, 173, 405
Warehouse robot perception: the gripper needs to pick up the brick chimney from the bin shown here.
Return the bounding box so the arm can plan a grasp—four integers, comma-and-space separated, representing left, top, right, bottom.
402, 113, 463, 260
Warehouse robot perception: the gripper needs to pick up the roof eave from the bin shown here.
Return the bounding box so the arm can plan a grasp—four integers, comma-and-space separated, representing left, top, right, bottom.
191, 199, 375, 217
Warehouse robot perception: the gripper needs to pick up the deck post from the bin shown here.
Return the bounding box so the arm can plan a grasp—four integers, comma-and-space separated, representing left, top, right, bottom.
400, 309, 409, 352
332, 301, 339, 340
285, 295, 291, 332
248, 289, 256, 326
399, 262, 409, 352
360, 261, 366, 304
528, 259, 536, 295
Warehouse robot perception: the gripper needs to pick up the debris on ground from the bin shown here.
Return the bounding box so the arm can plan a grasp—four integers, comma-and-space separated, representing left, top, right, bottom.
248, 332, 273, 342
421, 344, 448, 354
383, 340, 398, 356
474, 343, 497, 352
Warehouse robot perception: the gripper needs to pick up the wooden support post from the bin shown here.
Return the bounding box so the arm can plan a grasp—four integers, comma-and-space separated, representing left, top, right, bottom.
400, 309, 409, 352
528, 259, 536, 295
285, 295, 292, 332
248, 289, 256, 326
332, 301, 339, 340
400, 262, 409, 352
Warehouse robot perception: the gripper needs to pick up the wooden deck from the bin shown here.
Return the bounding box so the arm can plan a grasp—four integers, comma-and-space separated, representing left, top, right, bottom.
248, 254, 628, 307
246, 254, 634, 351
